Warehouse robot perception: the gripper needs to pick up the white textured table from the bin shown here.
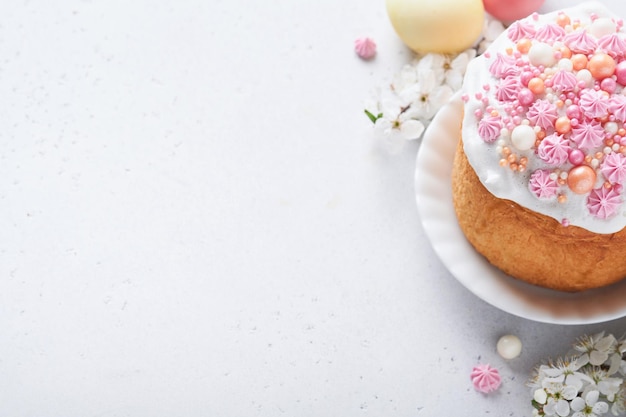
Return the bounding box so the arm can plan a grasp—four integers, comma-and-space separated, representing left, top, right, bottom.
1, 0, 625, 415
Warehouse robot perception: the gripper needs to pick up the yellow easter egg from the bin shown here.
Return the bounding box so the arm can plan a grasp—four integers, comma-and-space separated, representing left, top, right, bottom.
385, 0, 485, 54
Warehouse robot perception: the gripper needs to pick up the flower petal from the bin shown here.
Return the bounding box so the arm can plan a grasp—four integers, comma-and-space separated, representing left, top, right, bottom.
586, 390, 600, 405
400, 119, 425, 140
590, 350, 609, 366
555, 399, 571, 416
593, 401, 609, 415
597, 334, 616, 351
562, 385, 579, 401
534, 389, 548, 404
570, 396, 586, 412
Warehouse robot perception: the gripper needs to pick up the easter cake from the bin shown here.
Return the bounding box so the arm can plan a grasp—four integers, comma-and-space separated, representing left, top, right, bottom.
452, 2, 626, 292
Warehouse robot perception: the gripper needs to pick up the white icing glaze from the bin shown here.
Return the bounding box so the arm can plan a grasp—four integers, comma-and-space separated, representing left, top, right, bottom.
462, 1, 626, 234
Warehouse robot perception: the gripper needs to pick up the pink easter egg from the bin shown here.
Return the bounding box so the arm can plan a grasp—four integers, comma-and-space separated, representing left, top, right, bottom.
483, 0, 545, 22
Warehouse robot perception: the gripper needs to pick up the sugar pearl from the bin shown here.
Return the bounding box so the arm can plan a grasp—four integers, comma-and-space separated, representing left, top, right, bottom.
588, 53, 616, 80
567, 165, 596, 194
528, 77, 545, 95
556, 13, 570, 28
601, 77, 617, 93
497, 335, 522, 360
569, 149, 585, 165
555, 116, 571, 134
589, 17, 617, 38
616, 61, 626, 85
518, 88, 534, 106
511, 125, 536, 150
571, 54, 588, 71
565, 105, 581, 120
605, 121, 619, 135
520, 71, 534, 86
576, 69, 593, 87
557, 58, 573, 71
528, 42, 556, 68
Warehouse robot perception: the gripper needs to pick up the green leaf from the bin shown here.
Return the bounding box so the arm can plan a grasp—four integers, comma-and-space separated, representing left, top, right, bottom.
364, 109, 382, 124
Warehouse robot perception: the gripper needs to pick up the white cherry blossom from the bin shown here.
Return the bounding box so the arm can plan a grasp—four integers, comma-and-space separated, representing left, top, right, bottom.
570, 390, 609, 417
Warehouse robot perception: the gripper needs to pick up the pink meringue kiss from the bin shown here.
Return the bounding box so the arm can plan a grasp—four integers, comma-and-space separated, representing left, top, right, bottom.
470, 364, 502, 393
354, 37, 376, 60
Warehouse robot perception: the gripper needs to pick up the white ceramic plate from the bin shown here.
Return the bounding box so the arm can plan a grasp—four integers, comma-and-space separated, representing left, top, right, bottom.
415, 93, 626, 325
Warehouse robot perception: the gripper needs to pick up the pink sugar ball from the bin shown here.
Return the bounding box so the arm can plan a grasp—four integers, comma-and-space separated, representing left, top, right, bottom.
616, 61, 626, 86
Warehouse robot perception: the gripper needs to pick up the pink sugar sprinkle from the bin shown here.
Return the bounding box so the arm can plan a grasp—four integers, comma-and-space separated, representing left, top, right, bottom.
354, 37, 377, 60
461, 94, 469, 102
529, 169, 560, 199
538, 134, 570, 165
587, 186, 622, 219
601, 153, 626, 184
470, 364, 501, 394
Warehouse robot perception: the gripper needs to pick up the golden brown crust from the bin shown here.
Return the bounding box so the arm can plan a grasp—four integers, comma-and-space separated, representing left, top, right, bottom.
451, 137, 626, 292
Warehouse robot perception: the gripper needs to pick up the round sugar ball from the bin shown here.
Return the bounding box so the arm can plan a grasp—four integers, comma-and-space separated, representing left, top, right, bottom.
511, 125, 536, 151
528, 43, 556, 68
589, 17, 617, 38
483, 0, 545, 22
385, 0, 484, 54
497, 335, 522, 359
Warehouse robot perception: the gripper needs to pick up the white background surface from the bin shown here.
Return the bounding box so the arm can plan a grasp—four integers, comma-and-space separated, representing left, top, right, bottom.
1, 0, 626, 416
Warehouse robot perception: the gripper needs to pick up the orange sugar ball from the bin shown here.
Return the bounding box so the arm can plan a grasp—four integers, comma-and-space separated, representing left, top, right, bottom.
567, 165, 597, 194
555, 116, 571, 134
517, 39, 532, 54
588, 53, 616, 80
556, 13, 571, 28
528, 77, 545, 95
571, 54, 588, 71
559, 46, 572, 59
